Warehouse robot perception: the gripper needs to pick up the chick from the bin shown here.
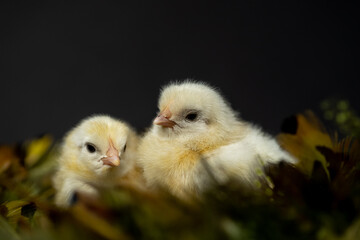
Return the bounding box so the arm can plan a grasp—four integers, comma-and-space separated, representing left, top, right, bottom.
138, 81, 296, 199
53, 115, 138, 207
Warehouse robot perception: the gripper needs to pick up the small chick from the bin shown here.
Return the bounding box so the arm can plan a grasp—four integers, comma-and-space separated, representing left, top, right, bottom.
53, 115, 138, 207
138, 81, 296, 200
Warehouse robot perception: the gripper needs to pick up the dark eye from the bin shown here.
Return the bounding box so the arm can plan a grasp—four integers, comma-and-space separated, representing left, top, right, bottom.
123, 144, 127, 152
185, 113, 198, 121
85, 143, 96, 153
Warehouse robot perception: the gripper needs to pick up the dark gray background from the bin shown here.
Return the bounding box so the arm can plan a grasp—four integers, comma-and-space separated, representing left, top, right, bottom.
1, 1, 359, 143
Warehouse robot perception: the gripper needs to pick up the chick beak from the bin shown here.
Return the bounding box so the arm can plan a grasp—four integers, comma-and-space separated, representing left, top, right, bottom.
153, 108, 176, 128
101, 140, 120, 167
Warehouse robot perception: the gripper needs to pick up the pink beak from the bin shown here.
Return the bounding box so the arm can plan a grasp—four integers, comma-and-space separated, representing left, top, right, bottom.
153, 107, 176, 128
101, 139, 120, 167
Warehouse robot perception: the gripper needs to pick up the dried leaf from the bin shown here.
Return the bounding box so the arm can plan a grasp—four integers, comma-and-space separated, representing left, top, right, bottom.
71, 204, 129, 240
0, 146, 18, 175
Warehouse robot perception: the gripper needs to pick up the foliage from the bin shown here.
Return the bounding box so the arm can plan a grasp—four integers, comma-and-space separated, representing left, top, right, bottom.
321, 99, 360, 138
1, 106, 360, 240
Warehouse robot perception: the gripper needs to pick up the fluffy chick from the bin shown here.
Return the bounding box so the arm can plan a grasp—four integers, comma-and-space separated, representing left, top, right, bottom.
138, 81, 296, 200
53, 115, 138, 207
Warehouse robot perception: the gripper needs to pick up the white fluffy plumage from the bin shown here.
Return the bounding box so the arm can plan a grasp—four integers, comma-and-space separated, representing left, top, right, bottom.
53, 115, 138, 207
138, 81, 296, 200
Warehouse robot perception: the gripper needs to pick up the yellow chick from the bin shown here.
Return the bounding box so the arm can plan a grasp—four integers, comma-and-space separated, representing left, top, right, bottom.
53, 115, 138, 207
138, 81, 296, 200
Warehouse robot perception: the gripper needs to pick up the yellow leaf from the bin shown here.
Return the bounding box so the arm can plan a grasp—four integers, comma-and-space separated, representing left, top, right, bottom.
277, 111, 333, 176
5, 200, 30, 218
25, 135, 53, 167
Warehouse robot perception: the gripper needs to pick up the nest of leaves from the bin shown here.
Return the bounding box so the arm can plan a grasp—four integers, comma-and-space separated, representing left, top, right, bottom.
1, 110, 360, 240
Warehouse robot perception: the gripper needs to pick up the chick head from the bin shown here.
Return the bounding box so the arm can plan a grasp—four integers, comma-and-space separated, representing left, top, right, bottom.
153, 81, 239, 140
64, 115, 134, 176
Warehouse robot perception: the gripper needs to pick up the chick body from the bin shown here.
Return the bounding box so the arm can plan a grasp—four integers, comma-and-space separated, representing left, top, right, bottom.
138, 81, 296, 199
53, 115, 138, 207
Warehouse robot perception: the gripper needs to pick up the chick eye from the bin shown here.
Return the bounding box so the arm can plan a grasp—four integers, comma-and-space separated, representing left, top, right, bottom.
123, 144, 127, 152
185, 113, 198, 121
85, 143, 96, 153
